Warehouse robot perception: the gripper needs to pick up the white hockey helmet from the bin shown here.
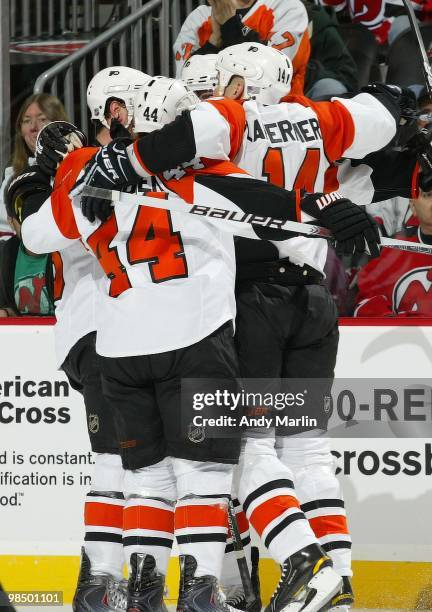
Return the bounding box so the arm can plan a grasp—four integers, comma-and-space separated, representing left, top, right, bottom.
216, 42, 293, 104
181, 54, 218, 100
133, 76, 199, 133
87, 66, 150, 129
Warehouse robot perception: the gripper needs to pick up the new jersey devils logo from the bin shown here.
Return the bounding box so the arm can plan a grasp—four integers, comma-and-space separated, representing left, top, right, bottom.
393, 267, 432, 315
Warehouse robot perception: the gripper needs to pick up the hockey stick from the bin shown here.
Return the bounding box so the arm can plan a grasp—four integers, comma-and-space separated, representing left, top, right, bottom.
400, 0, 432, 99
226, 499, 257, 610
81, 186, 432, 255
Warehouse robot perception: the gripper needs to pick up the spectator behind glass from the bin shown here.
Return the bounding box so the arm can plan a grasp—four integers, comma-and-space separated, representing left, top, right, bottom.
0, 93, 68, 235
174, 0, 311, 94
303, 1, 358, 100
354, 190, 432, 317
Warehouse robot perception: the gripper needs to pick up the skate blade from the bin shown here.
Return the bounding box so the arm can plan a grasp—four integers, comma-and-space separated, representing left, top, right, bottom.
281, 567, 342, 612
327, 607, 351, 612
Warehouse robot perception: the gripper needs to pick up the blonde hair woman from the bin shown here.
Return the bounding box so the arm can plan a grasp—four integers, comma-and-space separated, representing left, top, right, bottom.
0, 93, 68, 235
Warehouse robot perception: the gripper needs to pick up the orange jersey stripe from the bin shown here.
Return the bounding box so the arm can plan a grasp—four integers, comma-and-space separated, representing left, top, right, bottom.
51, 186, 80, 239
52, 146, 99, 240
249, 495, 300, 536
197, 160, 248, 176
198, 17, 212, 47
123, 505, 174, 533
205, 98, 246, 161
196, 7, 275, 48
293, 148, 321, 192
289, 30, 310, 96
309, 514, 349, 538
85, 502, 123, 528
282, 95, 355, 163
324, 164, 340, 193
244, 5, 275, 40
146, 191, 168, 200
295, 188, 301, 221
175, 505, 228, 530
235, 510, 250, 534
161, 174, 195, 203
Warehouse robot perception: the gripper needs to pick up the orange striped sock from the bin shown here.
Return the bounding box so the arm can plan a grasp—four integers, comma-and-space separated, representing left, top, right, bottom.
84, 490, 125, 578
175, 496, 229, 579
242, 479, 317, 564
123, 497, 174, 575
301, 498, 352, 576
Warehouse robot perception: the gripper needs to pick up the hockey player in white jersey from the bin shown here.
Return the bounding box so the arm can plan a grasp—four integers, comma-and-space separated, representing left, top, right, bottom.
209, 43, 410, 612
72, 63, 412, 611
174, 47, 418, 612
24, 65, 391, 609
22, 66, 151, 612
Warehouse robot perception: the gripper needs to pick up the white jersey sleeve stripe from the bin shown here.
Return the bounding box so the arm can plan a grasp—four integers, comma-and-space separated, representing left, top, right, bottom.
334, 93, 397, 160
21, 195, 78, 254
190, 102, 231, 161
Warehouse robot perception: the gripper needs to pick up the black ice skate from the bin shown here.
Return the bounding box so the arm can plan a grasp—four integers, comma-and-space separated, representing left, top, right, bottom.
73, 547, 119, 612
0, 583, 16, 611
327, 576, 354, 612
127, 553, 168, 612
177, 555, 243, 612
265, 544, 342, 612
224, 546, 262, 612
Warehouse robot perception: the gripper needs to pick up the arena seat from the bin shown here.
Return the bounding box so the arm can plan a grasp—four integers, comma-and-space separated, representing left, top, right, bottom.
387, 23, 432, 87
338, 22, 379, 88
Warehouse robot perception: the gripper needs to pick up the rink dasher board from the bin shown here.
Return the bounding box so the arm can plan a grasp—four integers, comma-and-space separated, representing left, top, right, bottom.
0, 320, 432, 562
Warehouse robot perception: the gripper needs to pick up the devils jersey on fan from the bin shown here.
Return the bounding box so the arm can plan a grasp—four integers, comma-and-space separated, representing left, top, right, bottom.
173, 0, 310, 94
317, 0, 427, 44
355, 227, 432, 316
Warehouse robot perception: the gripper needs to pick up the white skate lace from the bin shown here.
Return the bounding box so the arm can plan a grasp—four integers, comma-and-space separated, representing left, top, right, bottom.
218, 584, 244, 612
106, 578, 128, 611
273, 560, 290, 600
223, 585, 245, 606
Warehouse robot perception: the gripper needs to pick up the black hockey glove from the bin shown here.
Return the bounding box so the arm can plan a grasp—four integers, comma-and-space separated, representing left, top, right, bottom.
36, 121, 87, 177
361, 83, 417, 124
406, 128, 432, 192
302, 192, 381, 258
78, 138, 139, 222
6, 165, 51, 222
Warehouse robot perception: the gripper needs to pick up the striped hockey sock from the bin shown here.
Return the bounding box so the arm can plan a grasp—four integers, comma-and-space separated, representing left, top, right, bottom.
242, 478, 317, 564
123, 497, 175, 575
301, 497, 352, 577
175, 496, 229, 579
84, 490, 125, 579
276, 437, 353, 577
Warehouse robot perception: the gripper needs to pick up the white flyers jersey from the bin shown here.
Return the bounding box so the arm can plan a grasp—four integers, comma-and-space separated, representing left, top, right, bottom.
22, 148, 236, 358
173, 0, 310, 94
235, 94, 397, 272
51, 182, 157, 368
52, 242, 103, 368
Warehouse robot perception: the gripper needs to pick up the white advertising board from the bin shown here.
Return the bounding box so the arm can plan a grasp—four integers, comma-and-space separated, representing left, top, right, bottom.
0, 321, 431, 564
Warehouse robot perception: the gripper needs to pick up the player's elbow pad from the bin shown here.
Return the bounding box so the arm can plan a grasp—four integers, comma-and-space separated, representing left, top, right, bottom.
133, 112, 197, 175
